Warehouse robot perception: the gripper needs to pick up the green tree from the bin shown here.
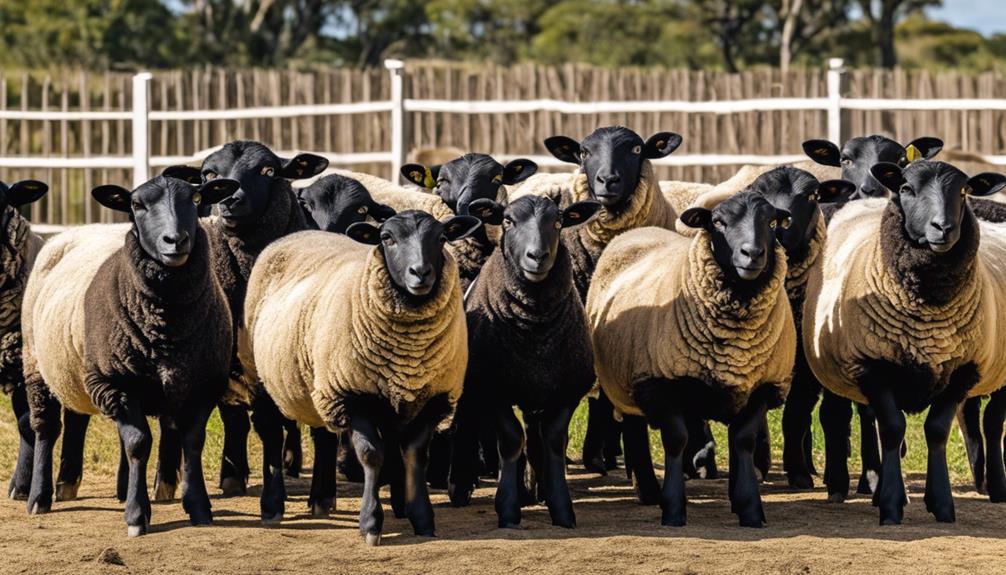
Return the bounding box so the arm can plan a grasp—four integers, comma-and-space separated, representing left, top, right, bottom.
856, 0, 940, 68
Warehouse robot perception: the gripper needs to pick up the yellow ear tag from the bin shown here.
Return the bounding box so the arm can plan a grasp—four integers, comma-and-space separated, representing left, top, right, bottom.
905, 144, 921, 163
423, 167, 436, 189
409, 170, 423, 183
193, 192, 202, 205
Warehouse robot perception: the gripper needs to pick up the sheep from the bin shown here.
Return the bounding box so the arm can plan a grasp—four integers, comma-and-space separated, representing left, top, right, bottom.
803, 160, 1006, 524
515, 126, 684, 476
0, 179, 49, 501
447, 195, 602, 527
241, 209, 481, 545
22, 175, 239, 536
586, 190, 797, 527
153, 142, 329, 510
296, 173, 395, 233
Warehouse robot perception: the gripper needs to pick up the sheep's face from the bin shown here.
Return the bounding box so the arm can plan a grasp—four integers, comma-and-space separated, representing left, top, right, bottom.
0, 179, 47, 244
544, 127, 682, 211
346, 210, 482, 297
401, 154, 537, 216
297, 174, 395, 234
468, 196, 601, 283
803, 135, 943, 201
681, 192, 790, 282
92, 176, 239, 267
199, 141, 327, 224
749, 167, 853, 256
872, 161, 1006, 253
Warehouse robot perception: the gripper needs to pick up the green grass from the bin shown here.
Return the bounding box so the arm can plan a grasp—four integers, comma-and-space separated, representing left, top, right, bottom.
0, 393, 975, 486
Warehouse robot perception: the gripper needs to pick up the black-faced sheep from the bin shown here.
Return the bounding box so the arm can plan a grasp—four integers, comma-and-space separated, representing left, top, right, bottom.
241, 209, 481, 545
296, 173, 395, 234
23, 176, 239, 536
448, 195, 601, 527
587, 191, 797, 527
803, 161, 1006, 524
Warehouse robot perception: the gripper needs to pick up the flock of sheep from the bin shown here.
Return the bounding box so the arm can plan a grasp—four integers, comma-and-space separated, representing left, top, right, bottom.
1, 125, 1006, 544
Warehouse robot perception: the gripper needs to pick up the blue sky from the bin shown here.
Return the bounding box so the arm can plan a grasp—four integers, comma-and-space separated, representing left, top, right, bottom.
928, 0, 1006, 36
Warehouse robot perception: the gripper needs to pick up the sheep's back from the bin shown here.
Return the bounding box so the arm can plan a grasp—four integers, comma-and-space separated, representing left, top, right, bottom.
969, 220, 1006, 396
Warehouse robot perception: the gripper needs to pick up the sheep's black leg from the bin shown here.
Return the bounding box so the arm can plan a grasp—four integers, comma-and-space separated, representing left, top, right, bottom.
349, 412, 385, 546
425, 433, 452, 490
866, 386, 906, 525
495, 404, 525, 528
856, 403, 882, 494
581, 393, 613, 475
923, 390, 961, 522
251, 393, 286, 523
115, 396, 152, 537
782, 377, 820, 489
282, 417, 303, 478
218, 403, 250, 496
116, 437, 128, 503
728, 396, 768, 528
539, 405, 576, 528
602, 402, 622, 472
384, 433, 406, 519
478, 418, 500, 477
337, 430, 364, 482
959, 397, 986, 494
683, 417, 717, 479
25, 376, 61, 515
179, 401, 214, 526
522, 416, 542, 506
401, 416, 436, 536
152, 417, 181, 501
819, 390, 852, 503
621, 414, 660, 505
658, 409, 688, 527
448, 389, 480, 507
983, 389, 1006, 502
753, 414, 771, 481
55, 410, 90, 501
307, 427, 337, 517
9, 385, 35, 500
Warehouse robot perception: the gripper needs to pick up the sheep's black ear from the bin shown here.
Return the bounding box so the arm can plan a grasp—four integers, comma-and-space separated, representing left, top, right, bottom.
279, 153, 329, 180
544, 136, 581, 165
6, 180, 48, 207
401, 163, 434, 188
161, 165, 202, 185
466, 198, 504, 225
680, 207, 712, 230
802, 139, 842, 167
775, 208, 793, 230
346, 222, 382, 245
643, 132, 682, 160
368, 202, 396, 222
562, 200, 602, 229
905, 137, 943, 161
92, 185, 133, 213
871, 163, 906, 192
196, 178, 240, 205
816, 179, 855, 204
501, 159, 537, 185
965, 173, 1006, 198
442, 215, 482, 242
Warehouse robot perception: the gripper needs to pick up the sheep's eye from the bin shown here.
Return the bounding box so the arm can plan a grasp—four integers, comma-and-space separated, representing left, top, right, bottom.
492, 174, 503, 184
357, 205, 368, 215
503, 217, 514, 229
631, 145, 642, 155
381, 234, 395, 247
809, 192, 819, 202
580, 149, 590, 159
770, 220, 777, 229
261, 166, 276, 177
713, 220, 725, 231
440, 234, 448, 243
131, 201, 144, 212
554, 220, 562, 230
961, 185, 970, 197
840, 158, 852, 167
899, 184, 913, 195
193, 192, 202, 205
204, 171, 218, 181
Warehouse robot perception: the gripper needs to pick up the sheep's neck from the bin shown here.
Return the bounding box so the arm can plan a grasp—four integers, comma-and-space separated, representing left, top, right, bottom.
123, 226, 212, 306
684, 231, 787, 320
487, 244, 577, 328
572, 160, 656, 246
785, 211, 826, 308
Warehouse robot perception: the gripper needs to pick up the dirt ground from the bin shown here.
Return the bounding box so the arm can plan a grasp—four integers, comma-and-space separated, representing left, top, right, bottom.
2, 463, 1005, 575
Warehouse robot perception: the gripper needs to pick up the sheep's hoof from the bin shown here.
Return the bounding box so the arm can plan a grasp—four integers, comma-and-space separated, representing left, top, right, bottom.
9, 486, 28, 501
219, 477, 246, 497
261, 513, 284, 526
787, 474, 814, 490
447, 483, 473, 507
879, 518, 901, 526
153, 481, 176, 502
310, 501, 333, 518
738, 517, 765, 528
856, 470, 879, 494
498, 521, 522, 530
55, 482, 80, 502
29, 501, 50, 515
826, 492, 846, 504
363, 532, 382, 547
127, 524, 146, 538
582, 457, 607, 476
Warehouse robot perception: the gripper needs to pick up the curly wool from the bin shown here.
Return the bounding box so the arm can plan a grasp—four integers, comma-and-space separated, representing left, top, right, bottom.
243, 231, 467, 432
0, 210, 44, 394
587, 227, 795, 421
804, 199, 1006, 407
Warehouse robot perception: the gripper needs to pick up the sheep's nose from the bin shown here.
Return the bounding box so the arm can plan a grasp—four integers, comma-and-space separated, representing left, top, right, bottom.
526, 248, 548, 263
408, 264, 432, 281
221, 193, 243, 207
163, 230, 189, 245
930, 220, 955, 234
740, 244, 765, 260
596, 172, 620, 185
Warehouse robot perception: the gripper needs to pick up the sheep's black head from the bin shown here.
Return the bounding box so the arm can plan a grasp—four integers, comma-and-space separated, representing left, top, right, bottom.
681, 191, 791, 282
545, 127, 681, 210
346, 210, 481, 298
297, 174, 395, 234
871, 161, 1005, 253
93, 176, 239, 267
192, 141, 328, 224
401, 153, 537, 216
747, 167, 853, 256
468, 196, 601, 283
0, 179, 47, 239
803, 135, 943, 201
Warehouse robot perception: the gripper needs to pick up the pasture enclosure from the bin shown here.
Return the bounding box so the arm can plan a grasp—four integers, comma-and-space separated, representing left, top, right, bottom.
1, 59, 1006, 227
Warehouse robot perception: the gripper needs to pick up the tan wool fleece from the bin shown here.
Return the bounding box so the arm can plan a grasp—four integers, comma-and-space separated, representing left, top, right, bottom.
243, 230, 467, 431
587, 226, 795, 420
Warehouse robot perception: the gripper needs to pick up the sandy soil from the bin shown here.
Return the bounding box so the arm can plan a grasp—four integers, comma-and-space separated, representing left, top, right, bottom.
1, 464, 1004, 575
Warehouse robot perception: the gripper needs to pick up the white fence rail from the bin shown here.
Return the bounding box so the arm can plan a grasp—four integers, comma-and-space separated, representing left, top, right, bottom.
2, 57, 1006, 189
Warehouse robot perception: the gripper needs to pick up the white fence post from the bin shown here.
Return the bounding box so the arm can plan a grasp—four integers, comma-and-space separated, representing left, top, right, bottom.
827, 58, 844, 145
132, 72, 152, 188
385, 59, 406, 183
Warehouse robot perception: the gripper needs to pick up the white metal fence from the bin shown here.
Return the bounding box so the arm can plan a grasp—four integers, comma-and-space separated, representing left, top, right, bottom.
3, 58, 1006, 197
